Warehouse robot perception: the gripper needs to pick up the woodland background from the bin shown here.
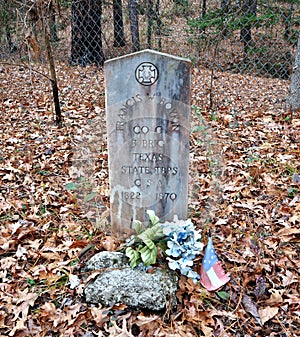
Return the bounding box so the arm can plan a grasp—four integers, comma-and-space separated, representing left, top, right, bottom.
0, 1, 299, 336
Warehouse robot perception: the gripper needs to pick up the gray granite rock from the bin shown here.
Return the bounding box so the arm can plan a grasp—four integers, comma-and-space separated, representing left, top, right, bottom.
82, 251, 128, 273
83, 251, 177, 311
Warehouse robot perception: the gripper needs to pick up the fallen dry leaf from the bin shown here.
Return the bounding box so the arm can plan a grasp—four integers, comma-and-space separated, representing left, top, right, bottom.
0, 28, 299, 336
242, 294, 262, 326
258, 306, 279, 325
265, 289, 284, 306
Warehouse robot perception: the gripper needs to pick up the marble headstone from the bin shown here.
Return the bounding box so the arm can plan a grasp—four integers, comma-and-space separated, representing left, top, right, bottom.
105, 49, 191, 235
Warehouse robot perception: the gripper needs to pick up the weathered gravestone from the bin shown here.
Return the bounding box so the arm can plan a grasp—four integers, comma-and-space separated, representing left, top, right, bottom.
105, 49, 191, 235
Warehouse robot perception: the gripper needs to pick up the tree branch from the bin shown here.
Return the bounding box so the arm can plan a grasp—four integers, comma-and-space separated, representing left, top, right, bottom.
0, 61, 52, 81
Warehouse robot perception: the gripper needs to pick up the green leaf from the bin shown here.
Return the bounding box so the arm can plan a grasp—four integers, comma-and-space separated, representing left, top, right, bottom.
139, 245, 158, 266
216, 291, 230, 301
138, 228, 154, 243
83, 192, 98, 202
139, 236, 156, 250
151, 224, 164, 240
26, 278, 36, 286
138, 224, 164, 246
134, 220, 144, 234
138, 228, 156, 248
146, 210, 160, 225
125, 247, 141, 268
65, 182, 78, 190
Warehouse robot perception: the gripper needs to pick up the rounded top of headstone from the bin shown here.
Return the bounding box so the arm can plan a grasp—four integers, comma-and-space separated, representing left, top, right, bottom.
104, 49, 192, 66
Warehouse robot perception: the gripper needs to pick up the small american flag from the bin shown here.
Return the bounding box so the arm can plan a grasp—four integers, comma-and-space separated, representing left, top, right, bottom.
200, 236, 230, 291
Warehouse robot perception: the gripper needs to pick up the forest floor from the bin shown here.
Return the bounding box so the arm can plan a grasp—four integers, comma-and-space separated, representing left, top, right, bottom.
0, 62, 299, 337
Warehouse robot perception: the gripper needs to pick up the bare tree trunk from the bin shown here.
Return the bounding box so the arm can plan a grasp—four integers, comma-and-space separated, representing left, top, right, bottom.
113, 0, 126, 47
153, 0, 162, 50
284, 0, 294, 41
202, 0, 207, 17
71, 0, 104, 66
220, 0, 231, 37
38, 0, 62, 127
289, 34, 300, 112
128, 0, 140, 52
6, 25, 16, 52
49, 0, 59, 42
146, 0, 153, 49
240, 0, 257, 54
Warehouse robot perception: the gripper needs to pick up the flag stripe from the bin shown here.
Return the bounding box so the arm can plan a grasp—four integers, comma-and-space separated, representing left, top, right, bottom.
206, 267, 227, 289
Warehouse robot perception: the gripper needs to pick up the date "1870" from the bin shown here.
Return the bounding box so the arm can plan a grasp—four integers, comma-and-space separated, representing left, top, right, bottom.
121, 191, 177, 201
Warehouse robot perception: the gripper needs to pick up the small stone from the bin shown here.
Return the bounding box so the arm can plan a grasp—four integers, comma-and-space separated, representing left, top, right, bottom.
82, 251, 128, 275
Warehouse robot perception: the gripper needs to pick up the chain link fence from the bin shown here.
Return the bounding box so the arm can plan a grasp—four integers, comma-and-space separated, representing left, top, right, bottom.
0, 1, 299, 228
0, 0, 299, 109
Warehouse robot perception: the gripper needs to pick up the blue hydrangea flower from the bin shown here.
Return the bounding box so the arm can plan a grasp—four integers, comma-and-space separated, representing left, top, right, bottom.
181, 269, 200, 283
166, 239, 184, 258
161, 215, 204, 283
166, 257, 180, 271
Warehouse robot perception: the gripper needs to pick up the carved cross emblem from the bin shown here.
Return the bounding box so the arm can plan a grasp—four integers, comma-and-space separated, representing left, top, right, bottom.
135, 62, 159, 86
